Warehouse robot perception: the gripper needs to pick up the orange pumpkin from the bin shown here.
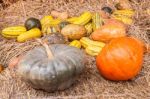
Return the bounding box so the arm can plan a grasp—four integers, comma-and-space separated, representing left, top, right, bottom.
90, 19, 126, 42
96, 37, 144, 81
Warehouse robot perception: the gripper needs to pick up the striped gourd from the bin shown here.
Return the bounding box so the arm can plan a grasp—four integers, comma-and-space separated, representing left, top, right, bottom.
92, 13, 103, 31
2, 26, 27, 38
80, 37, 105, 48
72, 11, 92, 25
84, 22, 93, 36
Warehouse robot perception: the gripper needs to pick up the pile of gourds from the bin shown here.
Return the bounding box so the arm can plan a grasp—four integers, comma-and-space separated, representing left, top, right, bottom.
0, 4, 146, 92
1, 7, 135, 57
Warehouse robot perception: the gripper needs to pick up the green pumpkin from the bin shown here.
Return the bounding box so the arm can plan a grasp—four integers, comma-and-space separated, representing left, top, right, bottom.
17, 42, 85, 92
25, 17, 42, 30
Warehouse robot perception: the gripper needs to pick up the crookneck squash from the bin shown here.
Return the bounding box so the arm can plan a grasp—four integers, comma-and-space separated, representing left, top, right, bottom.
17, 40, 85, 92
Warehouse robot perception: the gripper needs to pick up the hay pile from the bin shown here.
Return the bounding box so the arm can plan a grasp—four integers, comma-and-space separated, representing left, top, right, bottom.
0, 0, 150, 98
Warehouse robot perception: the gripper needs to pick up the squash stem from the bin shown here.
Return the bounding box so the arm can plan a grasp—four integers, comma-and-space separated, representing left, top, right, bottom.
36, 39, 54, 59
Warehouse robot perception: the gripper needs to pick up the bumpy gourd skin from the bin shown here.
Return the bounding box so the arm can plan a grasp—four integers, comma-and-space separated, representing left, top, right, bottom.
17, 44, 85, 92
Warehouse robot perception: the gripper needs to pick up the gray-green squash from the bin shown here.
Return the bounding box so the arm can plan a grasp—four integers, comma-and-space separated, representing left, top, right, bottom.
17, 41, 85, 92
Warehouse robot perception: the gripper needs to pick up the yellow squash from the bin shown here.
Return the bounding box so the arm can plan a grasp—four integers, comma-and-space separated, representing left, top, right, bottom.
48, 19, 62, 26
112, 9, 135, 25
42, 19, 61, 28
80, 37, 105, 56
66, 17, 79, 23
72, 11, 92, 25
112, 9, 135, 17
40, 15, 53, 25
85, 45, 103, 56
112, 15, 133, 25
80, 37, 105, 48
2, 26, 26, 37
1, 33, 18, 39
69, 40, 81, 49
17, 28, 42, 42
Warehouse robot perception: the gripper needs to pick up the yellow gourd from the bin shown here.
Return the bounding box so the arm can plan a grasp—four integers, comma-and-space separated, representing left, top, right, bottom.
2, 26, 26, 38
69, 40, 81, 49
17, 28, 42, 42
112, 9, 135, 25
80, 37, 105, 48
85, 23, 93, 36
85, 45, 103, 56
92, 13, 103, 31
72, 12, 92, 25
80, 37, 105, 56
40, 15, 53, 25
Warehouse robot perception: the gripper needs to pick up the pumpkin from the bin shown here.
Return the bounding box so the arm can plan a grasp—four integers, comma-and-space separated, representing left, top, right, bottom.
42, 33, 67, 44
61, 24, 86, 40
25, 17, 42, 30
90, 19, 126, 42
96, 37, 144, 81
17, 40, 85, 92
104, 19, 127, 26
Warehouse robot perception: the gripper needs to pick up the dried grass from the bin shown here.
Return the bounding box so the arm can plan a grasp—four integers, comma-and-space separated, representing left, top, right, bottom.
0, 0, 20, 8
0, 0, 150, 98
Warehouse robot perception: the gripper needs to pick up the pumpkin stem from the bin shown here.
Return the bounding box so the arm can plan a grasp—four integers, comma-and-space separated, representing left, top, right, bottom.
36, 39, 54, 59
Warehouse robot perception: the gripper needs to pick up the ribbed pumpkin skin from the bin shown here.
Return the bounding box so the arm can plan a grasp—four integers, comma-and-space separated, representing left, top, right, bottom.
96, 37, 144, 81
17, 44, 85, 92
